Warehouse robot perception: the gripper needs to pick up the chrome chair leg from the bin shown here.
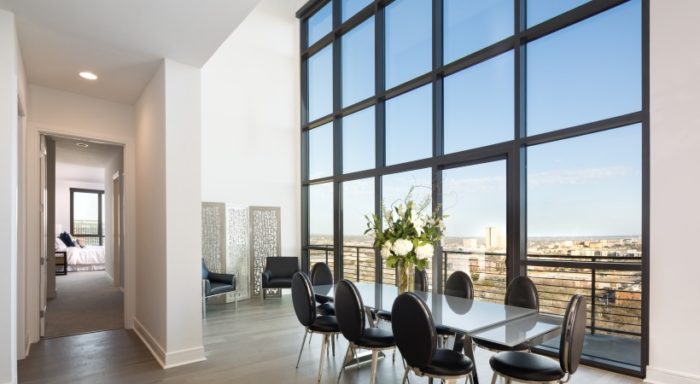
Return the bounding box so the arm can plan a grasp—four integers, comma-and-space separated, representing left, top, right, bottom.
369, 350, 379, 384
331, 334, 336, 356
393, 347, 396, 363
318, 334, 328, 383
490, 373, 498, 384
402, 366, 410, 384
234, 291, 238, 311
296, 330, 309, 368
337, 344, 353, 384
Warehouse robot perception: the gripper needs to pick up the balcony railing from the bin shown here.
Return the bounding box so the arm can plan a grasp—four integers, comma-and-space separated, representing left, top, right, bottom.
307, 245, 641, 339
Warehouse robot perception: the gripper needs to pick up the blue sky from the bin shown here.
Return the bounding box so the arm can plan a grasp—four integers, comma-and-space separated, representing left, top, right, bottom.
307, 0, 642, 239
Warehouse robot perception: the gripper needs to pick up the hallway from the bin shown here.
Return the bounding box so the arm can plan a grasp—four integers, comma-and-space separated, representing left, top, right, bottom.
46, 271, 123, 338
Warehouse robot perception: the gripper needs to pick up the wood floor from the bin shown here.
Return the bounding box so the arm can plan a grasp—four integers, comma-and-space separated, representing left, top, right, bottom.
18, 295, 643, 383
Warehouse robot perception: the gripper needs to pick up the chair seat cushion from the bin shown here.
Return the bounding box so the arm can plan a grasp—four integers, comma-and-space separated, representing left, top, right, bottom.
315, 293, 332, 304
309, 315, 340, 333
421, 349, 474, 377
208, 282, 235, 296
376, 309, 391, 321
436, 324, 454, 336
490, 351, 565, 382
473, 337, 529, 352
355, 327, 395, 349
316, 302, 335, 316
265, 277, 293, 288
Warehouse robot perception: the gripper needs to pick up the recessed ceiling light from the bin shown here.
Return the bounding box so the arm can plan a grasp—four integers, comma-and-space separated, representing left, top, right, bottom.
79, 71, 98, 80
76, 142, 89, 148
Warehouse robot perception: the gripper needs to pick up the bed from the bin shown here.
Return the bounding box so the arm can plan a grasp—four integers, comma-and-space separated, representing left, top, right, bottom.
55, 237, 106, 272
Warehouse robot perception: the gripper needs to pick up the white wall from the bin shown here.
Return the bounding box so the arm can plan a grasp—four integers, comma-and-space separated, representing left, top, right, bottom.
647, 1, 700, 383
134, 62, 168, 357
0, 9, 19, 384
201, 0, 303, 258
134, 59, 204, 368
163, 59, 204, 366
54, 179, 105, 237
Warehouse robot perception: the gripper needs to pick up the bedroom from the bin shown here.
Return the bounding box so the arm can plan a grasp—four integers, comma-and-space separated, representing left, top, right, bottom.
45, 135, 125, 338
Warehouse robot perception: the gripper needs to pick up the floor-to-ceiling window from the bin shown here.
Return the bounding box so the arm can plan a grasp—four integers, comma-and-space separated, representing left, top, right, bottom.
70, 188, 105, 246
298, 0, 647, 375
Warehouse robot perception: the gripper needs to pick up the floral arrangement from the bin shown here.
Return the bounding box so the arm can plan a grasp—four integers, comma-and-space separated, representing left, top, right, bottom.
365, 194, 445, 272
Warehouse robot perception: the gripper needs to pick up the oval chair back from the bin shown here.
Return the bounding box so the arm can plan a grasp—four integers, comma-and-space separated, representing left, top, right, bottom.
310, 262, 333, 285
444, 271, 474, 299
559, 295, 587, 375
392, 292, 437, 369
291, 272, 316, 327
334, 279, 366, 342
415, 268, 429, 292
505, 276, 539, 310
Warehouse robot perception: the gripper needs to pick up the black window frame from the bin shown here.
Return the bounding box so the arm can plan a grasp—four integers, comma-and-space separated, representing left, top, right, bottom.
69, 188, 105, 246
297, 0, 649, 377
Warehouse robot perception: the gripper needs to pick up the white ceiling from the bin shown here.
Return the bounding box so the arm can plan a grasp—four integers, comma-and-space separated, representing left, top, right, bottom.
53, 137, 123, 172
1, 0, 261, 104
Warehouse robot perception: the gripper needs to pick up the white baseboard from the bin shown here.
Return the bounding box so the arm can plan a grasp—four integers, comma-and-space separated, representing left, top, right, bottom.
162, 346, 206, 369
646, 366, 700, 384
132, 318, 206, 370
133, 318, 167, 368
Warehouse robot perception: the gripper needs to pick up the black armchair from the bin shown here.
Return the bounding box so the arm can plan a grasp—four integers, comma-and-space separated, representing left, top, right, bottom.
202, 260, 237, 315
261, 256, 299, 300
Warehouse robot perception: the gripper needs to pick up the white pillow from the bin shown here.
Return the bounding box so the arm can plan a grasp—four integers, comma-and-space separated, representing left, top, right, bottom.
55, 237, 67, 251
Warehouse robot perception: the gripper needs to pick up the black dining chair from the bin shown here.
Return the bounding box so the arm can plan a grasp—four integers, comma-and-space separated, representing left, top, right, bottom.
473, 276, 539, 353
310, 262, 335, 316
437, 271, 474, 347
392, 292, 475, 384
489, 295, 587, 384
376, 267, 429, 322
291, 272, 340, 383
335, 279, 396, 384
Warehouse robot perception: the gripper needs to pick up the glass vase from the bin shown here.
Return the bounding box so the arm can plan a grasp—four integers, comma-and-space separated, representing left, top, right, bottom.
396, 258, 414, 294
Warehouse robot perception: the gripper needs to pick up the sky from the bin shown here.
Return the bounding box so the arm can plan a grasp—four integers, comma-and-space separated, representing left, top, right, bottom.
307, 0, 642, 239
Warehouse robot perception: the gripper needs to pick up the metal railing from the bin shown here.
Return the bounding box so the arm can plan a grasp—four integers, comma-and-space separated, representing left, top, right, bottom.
307, 245, 642, 338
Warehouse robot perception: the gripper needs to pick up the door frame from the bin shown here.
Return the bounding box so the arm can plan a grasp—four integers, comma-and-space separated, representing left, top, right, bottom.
23, 123, 136, 347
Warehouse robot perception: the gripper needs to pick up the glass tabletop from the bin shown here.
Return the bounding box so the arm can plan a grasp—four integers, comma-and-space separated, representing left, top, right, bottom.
313, 282, 541, 335
470, 313, 563, 347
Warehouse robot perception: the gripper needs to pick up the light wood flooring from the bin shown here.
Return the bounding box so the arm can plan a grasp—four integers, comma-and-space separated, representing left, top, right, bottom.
18, 295, 644, 383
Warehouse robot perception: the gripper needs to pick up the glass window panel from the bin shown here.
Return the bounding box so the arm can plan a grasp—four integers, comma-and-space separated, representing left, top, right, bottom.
342, 0, 372, 22
343, 107, 375, 173
444, 51, 513, 154
443, 161, 507, 303
343, 178, 375, 282
342, 17, 375, 107
527, 0, 641, 135
308, 2, 333, 47
385, 0, 432, 89
309, 183, 334, 246
527, 0, 589, 28
444, 0, 513, 64
527, 124, 642, 242
72, 192, 99, 236
309, 123, 334, 179
385, 84, 432, 166
307, 44, 334, 122
382, 168, 432, 285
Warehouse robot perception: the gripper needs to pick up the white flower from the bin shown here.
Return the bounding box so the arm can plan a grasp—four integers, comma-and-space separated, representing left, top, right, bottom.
397, 205, 405, 216
380, 241, 392, 258
412, 216, 425, 235
391, 239, 413, 256
415, 243, 434, 260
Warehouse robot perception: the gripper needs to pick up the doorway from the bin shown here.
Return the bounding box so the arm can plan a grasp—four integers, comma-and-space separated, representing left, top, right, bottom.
43, 135, 125, 338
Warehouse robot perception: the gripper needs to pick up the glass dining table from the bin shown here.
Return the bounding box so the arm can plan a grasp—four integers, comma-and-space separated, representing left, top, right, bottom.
314, 282, 563, 384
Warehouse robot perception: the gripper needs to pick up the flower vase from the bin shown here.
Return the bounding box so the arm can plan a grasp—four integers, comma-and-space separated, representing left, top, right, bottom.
396, 259, 414, 294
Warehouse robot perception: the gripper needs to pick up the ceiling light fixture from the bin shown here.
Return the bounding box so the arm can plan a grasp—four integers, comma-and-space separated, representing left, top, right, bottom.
76, 142, 89, 148
79, 71, 98, 80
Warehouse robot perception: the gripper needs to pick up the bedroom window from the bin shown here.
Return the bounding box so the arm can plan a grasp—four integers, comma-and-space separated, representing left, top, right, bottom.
70, 188, 105, 246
